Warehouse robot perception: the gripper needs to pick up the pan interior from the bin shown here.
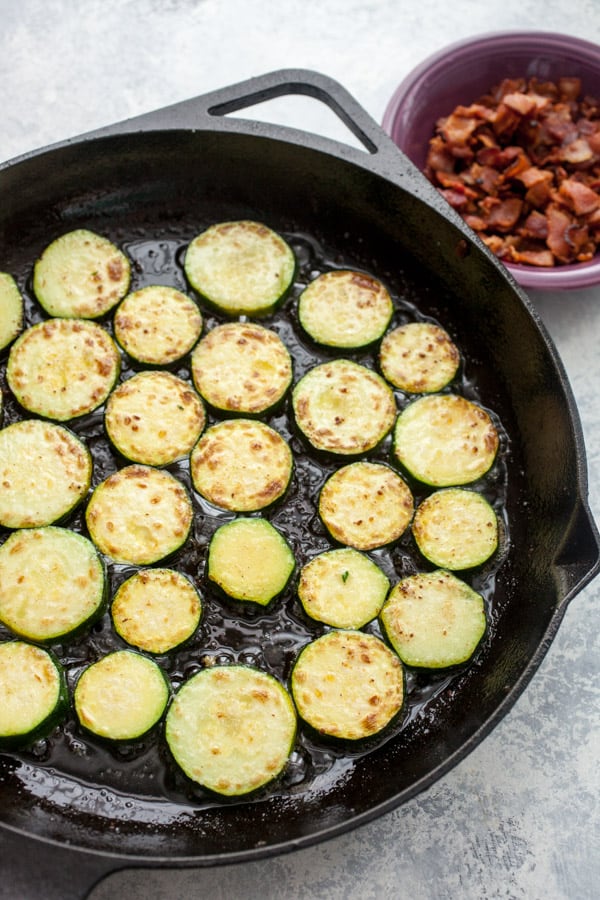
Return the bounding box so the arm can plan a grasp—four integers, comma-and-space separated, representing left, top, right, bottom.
0, 128, 588, 860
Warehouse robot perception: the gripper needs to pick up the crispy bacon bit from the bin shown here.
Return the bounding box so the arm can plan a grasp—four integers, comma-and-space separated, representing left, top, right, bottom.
425, 75, 600, 266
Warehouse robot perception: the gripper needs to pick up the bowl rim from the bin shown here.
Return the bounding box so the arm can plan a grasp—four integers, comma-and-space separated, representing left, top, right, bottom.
382, 30, 600, 291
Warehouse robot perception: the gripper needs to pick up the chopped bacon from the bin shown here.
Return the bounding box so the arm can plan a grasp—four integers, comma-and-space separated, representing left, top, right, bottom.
425, 74, 600, 267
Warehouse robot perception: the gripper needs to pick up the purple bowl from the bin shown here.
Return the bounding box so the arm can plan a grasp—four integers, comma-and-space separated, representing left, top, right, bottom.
382, 31, 600, 290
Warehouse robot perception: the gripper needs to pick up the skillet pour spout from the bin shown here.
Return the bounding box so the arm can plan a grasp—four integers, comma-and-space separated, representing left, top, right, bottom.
0, 69, 598, 897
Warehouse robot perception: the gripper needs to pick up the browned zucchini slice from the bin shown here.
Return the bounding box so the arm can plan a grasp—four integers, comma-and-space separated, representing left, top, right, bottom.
0, 419, 92, 528
319, 461, 413, 550
191, 321, 292, 415
7, 318, 120, 421
190, 419, 292, 512
105, 371, 206, 466
184, 220, 295, 316
291, 630, 404, 740
379, 322, 460, 392
412, 488, 499, 569
0, 272, 24, 351
380, 570, 486, 668
85, 465, 193, 565
0, 641, 68, 747
298, 547, 390, 628
114, 285, 203, 365
33, 229, 130, 318
393, 394, 499, 486
298, 270, 393, 349
292, 359, 396, 455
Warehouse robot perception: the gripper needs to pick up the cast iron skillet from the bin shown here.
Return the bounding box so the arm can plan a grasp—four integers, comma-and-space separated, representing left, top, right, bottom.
0, 70, 598, 899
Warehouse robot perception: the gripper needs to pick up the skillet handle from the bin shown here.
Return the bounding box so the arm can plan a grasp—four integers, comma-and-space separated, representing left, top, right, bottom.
555, 499, 600, 604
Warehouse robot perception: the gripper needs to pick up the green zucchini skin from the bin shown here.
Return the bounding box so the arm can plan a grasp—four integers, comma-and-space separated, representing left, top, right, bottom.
0, 272, 24, 351
392, 394, 499, 487
184, 220, 296, 317
111, 568, 202, 654
298, 548, 390, 629
380, 570, 487, 669
379, 322, 460, 393
7, 318, 121, 421
298, 270, 393, 349
0, 419, 92, 529
104, 371, 206, 467
190, 419, 293, 512
412, 488, 499, 570
318, 461, 413, 551
207, 518, 295, 606
114, 285, 203, 365
292, 359, 396, 456
165, 664, 297, 796
0, 527, 107, 644
291, 630, 404, 741
33, 228, 131, 319
85, 465, 193, 565
74, 650, 170, 741
190, 321, 293, 416
0, 641, 68, 748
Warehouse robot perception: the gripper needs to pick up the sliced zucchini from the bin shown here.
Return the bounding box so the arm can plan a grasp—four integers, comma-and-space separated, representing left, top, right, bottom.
165, 665, 297, 796
298, 548, 390, 628
7, 318, 121, 421
379, 322, 460, 393
412, 488, 499, 570
190, 321, 292, 415
380, 570, 486, 668
184, 220, 296, 316
393, 394, 499, 486
292, 359, 396, 455
291, 630, 404, 741
111, 568, 202, 654
85, 464, 193, 565
298, 270, 393, 349
0, 419, 92, 528
33, 228, 130, 319
0, 641, 67, 748
74, 650, 169, 741
190, 419, 292, 512
207, 517, 295, 605
319, 461, 413, 551
0, 272, 24, 351
105, 371, 206, 466
113, 285, 203, 365
0, 527, 106, 643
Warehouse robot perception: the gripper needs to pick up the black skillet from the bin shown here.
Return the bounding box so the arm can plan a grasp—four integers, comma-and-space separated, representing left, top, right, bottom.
0, 70, 598, 900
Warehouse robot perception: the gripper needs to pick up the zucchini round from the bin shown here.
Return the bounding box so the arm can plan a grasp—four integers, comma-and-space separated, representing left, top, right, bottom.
85, 464, 193, 565
0, 527, 106, 643
113, 285, 203, 365
380, 570, 487, 668
291, 630, 404, 740
74, 650, 169, 741
0, 272, 24, 351
191, 321, 292, 415
112, 568, 202, 654
0, 641, 67, 748
7, 318, 121, 421
393, 394, 499, 486
412, 488, 499, 570
298, 548, 390, 628
292, 359, 396, 455
165, 665, 297, 796
319, 461, 413, 550
379, 322, 460, 393
298, 270, 393, 348
105, 371, 206, 466
0, 419, 92, 528
190, 419, 292, 512
208, 518, 295, 605
184, 220, 296, 316
33, 228, 130, 319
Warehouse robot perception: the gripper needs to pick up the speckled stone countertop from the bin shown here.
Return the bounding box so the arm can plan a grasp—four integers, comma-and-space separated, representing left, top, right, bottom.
0, 2, 599, 898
